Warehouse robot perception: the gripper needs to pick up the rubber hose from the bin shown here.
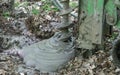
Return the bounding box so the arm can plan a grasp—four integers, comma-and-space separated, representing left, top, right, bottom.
112, 38, 120, 68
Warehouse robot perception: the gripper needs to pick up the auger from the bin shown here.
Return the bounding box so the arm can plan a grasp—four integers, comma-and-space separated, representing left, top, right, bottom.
11, 0, 75, 72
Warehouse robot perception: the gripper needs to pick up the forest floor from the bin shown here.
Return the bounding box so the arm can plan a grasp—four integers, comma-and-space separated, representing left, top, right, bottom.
0, 0, 120, 75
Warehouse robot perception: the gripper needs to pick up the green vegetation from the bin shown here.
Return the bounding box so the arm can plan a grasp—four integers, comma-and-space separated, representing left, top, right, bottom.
70, 2, 77, 8
3, 12, 10, 18
41, 1, 59, 12
2, 0, 60, 17
14, 2, 20, 7
32, 8, 40, 15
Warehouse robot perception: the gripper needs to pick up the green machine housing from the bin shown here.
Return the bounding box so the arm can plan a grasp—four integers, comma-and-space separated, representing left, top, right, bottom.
77, 0, 120, 67
77, 0, 117, 49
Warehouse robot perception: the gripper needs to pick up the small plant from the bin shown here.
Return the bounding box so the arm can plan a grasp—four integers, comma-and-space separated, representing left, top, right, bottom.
42, 3, 52, 11
41, 0, 46, 1
15, 1, 29, 7
14, 2, 20, 7
32, 8, 40, 15
3, 12, 10, 18
41, 0, 59, 12
70, 2, 78, 8
52, 7, 59, 12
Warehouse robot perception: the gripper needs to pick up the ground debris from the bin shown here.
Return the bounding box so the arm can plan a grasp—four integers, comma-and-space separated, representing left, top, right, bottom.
25, 15, 56, 39
58, 50, 118, 75
0, 0, 119, 75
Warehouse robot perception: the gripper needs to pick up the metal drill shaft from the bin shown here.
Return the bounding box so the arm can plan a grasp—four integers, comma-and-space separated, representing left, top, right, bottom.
55, 0, 72, 41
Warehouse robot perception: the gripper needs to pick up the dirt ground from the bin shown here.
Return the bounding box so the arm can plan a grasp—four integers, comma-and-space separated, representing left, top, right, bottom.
0, 0, 120, 75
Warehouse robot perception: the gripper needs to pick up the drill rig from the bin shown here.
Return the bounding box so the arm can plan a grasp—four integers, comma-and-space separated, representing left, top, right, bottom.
53, 0, 120, 68
1, 0, 120, 72
77, 0, 120, 68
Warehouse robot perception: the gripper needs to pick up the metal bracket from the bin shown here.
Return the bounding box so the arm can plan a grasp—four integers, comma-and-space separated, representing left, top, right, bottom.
77, 0, 104, 49
105, 0, 117, 25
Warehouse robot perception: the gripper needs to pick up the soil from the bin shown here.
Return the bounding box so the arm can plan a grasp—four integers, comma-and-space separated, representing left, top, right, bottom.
0, 0, 120, 75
